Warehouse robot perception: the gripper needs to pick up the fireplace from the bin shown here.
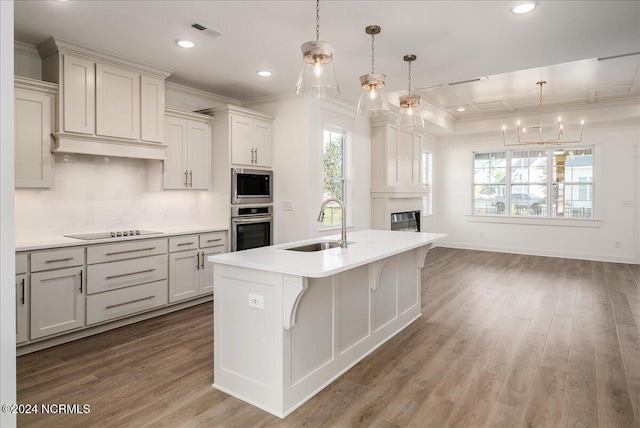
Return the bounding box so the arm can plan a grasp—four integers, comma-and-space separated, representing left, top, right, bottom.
390, 210, 421, 232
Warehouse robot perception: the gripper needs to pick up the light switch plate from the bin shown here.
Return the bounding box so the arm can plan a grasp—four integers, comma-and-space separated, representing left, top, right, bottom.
283, 201, 294, 211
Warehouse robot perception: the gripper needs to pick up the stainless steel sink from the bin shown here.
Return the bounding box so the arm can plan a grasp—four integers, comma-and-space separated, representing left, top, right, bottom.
285, 241, 346, 252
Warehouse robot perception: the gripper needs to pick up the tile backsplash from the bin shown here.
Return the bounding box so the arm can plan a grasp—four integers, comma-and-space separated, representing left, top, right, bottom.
15, 154, 201, 239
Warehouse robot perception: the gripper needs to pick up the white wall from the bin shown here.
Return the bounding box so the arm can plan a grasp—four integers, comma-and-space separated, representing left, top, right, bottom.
434, 116, 640, 263
1, 2, 16, 427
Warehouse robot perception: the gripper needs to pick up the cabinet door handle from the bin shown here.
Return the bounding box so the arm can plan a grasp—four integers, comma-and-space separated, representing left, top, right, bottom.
105, 268, 156, 280
105, 295, 155, 309
184, 170, 188, 187
201, 251, 205, 269
177, 242, 195, 246
105, 247, 156, 256
255, 148, 258, 163
20, 278, 25, 305
45, 257, 74, 264
196, 252, 200, 270
79, 270, 83, 293
189, 170, 193, 187
207, 238, 222, 243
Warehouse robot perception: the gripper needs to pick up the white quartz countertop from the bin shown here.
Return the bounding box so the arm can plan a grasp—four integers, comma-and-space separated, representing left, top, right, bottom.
208, 229, 446, 278
16, 224, 228, 252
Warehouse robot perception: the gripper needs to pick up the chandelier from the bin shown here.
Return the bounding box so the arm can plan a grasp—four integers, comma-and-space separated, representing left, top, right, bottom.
396, 54, 425, 131
502, 81, 584, 146
356, 25, 390, 117
295, 0, 339, 99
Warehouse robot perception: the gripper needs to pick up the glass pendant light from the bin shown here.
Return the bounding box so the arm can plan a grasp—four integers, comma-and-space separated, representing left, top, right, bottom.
356, 25, 390, 117
295, 0, 339, 98
396, 54, 425, 132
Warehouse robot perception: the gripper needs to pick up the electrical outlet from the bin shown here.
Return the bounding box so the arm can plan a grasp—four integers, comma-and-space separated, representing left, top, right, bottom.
159, 202, 166, 213
614, 241, 621, 248
248, 293, 264, 309
621, 200, 634, 208
479, 232, 485, 238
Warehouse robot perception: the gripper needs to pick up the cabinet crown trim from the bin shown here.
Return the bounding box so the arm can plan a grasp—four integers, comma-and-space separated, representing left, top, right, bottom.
197, 104, 275, 122
165, 107, 214, 122
15, 76, 58, 94
36, 37, 172, 79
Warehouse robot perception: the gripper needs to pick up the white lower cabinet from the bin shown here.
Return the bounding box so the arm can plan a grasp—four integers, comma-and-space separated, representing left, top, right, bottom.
86, 239, 168, 325
30, 266, 85, 340
86, 280, 168, 325
16, 253, 29, 344
17, 229, 227, 352
169, 231, 227, 303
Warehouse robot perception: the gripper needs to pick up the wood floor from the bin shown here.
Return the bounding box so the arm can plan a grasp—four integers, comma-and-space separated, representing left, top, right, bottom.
17, 247, 640, 427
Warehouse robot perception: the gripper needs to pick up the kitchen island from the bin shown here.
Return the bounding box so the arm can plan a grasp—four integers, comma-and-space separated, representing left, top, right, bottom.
208, 229, 446, 418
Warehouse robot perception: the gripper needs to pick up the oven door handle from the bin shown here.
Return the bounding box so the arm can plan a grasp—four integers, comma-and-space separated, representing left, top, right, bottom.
232, 216, 273, 224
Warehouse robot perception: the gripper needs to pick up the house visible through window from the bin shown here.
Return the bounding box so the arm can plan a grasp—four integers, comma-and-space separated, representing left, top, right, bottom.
473, 147, 594, 218
322, 128, 346, 227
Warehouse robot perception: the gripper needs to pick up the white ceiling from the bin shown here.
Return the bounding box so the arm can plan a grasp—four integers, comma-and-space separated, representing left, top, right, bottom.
14, 0, 640, 119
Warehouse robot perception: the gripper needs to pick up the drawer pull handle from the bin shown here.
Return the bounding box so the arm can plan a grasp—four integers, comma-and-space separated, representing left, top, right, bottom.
45, 257, 74, 263
207, 239, 222, 243
105, 247, 156, 256
105, 268, 156, 280
105, 295, 156, 309
177, 242, 195, 246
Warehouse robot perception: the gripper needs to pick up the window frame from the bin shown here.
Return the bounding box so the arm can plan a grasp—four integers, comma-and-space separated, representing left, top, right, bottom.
320, 125, 349, 230
471, 145, 596, 220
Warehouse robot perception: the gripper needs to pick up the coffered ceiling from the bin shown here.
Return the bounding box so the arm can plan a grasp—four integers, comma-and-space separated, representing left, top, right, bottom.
14, 1, 640, 119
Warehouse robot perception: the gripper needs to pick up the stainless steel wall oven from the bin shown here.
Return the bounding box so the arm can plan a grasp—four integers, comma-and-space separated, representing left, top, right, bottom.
231, 168, 273, 205
231, 205, 273, 251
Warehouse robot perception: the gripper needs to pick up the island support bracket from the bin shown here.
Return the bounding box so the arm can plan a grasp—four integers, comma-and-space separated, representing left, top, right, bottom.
283, 275, 308, 329
417, 243, 434, 269
370, 257, 390, 291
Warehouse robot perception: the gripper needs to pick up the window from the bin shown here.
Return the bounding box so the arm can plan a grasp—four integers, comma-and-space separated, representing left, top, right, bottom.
322, 128, 346, 227
473, 147, 594, 218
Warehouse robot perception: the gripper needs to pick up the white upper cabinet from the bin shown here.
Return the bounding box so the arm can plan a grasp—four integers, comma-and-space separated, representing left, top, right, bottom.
230, 116, 273, 167
96, 63, 140, 140
140, 75, 165, 143
207, 105, 274, 168
37, 37, 171, 160
14, 77, 56, 188
163, 109, 211, 190
62, 54, 95, 135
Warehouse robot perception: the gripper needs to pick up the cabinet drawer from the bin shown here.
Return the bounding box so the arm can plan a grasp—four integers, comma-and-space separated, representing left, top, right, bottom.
16, 253, 28, 274
87, 254, 168, 294
87, 238, 167, 264
199, 232, 227, 249
169, 235, 198, 252
86, 280, 168, 325
31, 247, 85, 272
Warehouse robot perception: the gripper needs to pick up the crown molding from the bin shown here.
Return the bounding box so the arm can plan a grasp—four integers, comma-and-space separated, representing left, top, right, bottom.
165, 81, 241, 107
14, 41, 39, 58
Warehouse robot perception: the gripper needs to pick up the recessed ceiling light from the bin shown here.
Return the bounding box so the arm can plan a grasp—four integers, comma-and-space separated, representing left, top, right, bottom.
512, 2, 537, 14
456, 107, 466, 112
257, 70, 272, 77
176, 39, 196, 49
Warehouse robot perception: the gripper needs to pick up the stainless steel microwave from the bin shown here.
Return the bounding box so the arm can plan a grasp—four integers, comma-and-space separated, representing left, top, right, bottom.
231, 168, 273, 205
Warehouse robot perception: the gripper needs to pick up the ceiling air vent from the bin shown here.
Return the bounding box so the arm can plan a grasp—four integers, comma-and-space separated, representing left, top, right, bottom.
191, 22, 224, 38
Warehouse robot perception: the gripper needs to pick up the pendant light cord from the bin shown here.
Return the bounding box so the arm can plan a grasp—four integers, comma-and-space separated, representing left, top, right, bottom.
370, 33, 375, 74
408, 60, 412, 94
316, 0, 320, 41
